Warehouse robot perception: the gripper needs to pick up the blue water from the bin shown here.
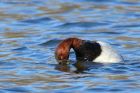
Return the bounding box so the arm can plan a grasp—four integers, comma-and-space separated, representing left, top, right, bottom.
0, 0, 140, 93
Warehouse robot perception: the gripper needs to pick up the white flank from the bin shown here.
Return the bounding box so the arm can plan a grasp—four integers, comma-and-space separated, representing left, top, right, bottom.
93, 41, 123, 63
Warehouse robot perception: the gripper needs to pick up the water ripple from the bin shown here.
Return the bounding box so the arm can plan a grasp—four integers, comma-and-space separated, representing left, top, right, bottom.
57, 22, 109, 28
21, 16, 52, 24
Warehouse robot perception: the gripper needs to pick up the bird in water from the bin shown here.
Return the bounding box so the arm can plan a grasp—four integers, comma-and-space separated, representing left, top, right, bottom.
55, 37, 123, 64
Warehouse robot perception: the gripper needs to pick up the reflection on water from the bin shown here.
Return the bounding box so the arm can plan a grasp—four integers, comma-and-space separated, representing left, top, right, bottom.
55, 61, 104, 73
0, 0, 140, 92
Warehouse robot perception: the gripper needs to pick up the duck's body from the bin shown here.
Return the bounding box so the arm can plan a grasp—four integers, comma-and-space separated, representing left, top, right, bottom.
94, 41, 122, 63
55, 37, 123, 64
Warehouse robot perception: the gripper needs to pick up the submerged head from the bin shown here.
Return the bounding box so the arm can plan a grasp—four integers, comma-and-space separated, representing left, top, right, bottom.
55, 37, 82, 64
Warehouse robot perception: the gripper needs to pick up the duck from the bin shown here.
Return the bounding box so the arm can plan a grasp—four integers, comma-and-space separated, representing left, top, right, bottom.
55, 37, 123, 64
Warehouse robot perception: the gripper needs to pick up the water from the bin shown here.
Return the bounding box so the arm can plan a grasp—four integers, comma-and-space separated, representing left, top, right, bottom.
0, 0, 140, 93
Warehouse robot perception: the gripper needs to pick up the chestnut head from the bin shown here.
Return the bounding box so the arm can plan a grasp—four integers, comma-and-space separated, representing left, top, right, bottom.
55, 38, 82, 64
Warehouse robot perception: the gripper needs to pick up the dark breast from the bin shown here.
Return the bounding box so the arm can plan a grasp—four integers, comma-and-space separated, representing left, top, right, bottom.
74, 41, 102, 61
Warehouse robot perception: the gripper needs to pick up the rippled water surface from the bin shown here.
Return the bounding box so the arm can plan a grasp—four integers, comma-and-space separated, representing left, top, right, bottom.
0, 0, 140, 93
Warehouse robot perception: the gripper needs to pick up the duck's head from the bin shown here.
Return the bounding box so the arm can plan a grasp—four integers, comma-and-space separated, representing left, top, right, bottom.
55, 37, 83, 64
